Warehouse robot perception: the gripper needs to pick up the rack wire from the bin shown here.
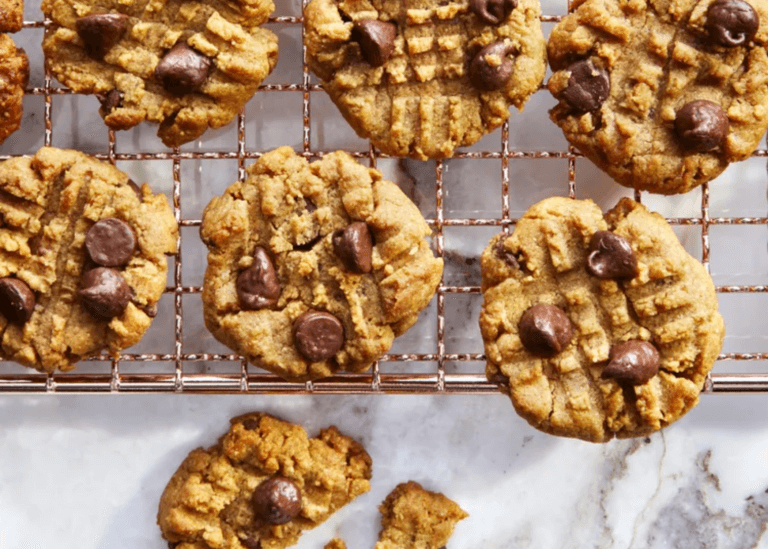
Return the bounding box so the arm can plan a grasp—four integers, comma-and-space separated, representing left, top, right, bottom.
0, 2, 766, 395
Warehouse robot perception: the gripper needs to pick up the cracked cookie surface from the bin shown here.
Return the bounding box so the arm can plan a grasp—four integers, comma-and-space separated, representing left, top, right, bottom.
42, 0, 278, 148
157, 413, 373, 549
201, 146, 443, 382
0, 148, 177, 372
547, 0, 768, 194
0, 34, 28, 144
375, 481, 467, 549
479, 197, 724, 442
304, 0, 546, 159
0, 0, 23, 32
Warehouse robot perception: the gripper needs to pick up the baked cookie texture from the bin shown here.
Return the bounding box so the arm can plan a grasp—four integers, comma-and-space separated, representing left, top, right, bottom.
201, 147, 443, 382
42, 0, 278, 148
304, 0, 547, 159
548, 0, 768, 194
0, 33, 28, 144
324, 539, 347, 549
157, 413, 373, 549
0, 0, 23, 33
480, 197, 724, 442
375, 481, 468, 549
0, 148, 177, 373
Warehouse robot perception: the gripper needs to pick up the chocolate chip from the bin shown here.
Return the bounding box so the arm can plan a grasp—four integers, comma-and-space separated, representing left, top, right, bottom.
85, 218, 137, 268
154, 43, 212, 96
142, 303, 158, 318
494, 238, 519, 269
602, 340, 660, 384
469, 41, 516, 91
236, 247, 280, 310
293, 234, 322, 252
561, 59, 610, 113
96, 89, 124, 113
242, 418, 261, 431
0, 278, 35, 324
79, 267, 132, 319
586, 231, 638, 279
518, 304, 573, 356
252, 477, 302, 525
352, 19, 397, 67
304, 197, 317, 213
241, 539, 261, 549
706, 0, 758, 47
293, 311, 344, 362
470, 0, 518, 24
674, 100, 729, 152
76, 13, 129, 60
333, 222, 373, 274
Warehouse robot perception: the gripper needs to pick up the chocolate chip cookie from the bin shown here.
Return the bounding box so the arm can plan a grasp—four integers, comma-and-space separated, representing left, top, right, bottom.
201, 146, 443, 382
480, 197, 724, 442
0, 147, 177, 373
375, 481, 468, 549
0, 33, 28, 144
304, 0, 546, 159
548, 0, 768, 194
42, 0, 278, 148
157, 413, 373, 549
0, 0, 23, 33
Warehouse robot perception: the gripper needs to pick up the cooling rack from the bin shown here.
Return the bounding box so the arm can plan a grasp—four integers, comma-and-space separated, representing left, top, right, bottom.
0, 0, 766, 395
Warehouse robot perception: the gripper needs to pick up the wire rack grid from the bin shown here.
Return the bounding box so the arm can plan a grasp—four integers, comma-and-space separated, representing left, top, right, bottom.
0, 0, 766, 395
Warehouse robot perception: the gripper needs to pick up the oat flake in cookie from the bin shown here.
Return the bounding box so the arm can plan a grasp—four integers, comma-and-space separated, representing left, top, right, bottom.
42, 0, 278, 148
201, 147, 443, 382
547, 0, 768, 194
479, 197, 724, 442
157, 413, 373, 549
0, 148, 177, 373
304, 0, 546, 160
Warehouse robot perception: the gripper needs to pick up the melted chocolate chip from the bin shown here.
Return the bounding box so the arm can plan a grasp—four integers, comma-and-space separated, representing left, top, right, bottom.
304, 197, 317, 213
76, 13, 129, 60
236, 247, 281, 310
242, 418, 261, 431
333, 222, 373, 274
674, 100, 729, 153
494, 238, 519, 269
96, 89, 124, 113
561, 59, 610, 113
706, 0, 758, 47
518, 304, 574, 356
293, 311, 344, 362
252, 477, 302, 525
0, 278, 35, 324
470, 0, 518, 24
85, 218, 137, 267
154, 43, 212, 96
469, 41, 516, 91
602, 340, 660, 384
79, 267, 132, 318
353, 19, 397, 67
241, 539, 261, 549
586, 231, 638, 279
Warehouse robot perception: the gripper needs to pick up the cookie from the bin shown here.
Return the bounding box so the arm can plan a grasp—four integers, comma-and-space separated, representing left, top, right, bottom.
325, 539, 347, 549
0, 147, 177, 373
479, 197, 724, 442
547, 0, 768, 195
42, 0, 278, 148
201, 146, 443, 382
0, 33, 28, 144
375, 481, 468, 549
304, 0, 546, 159
157, 413, 373, 549
0, 0, 23, 33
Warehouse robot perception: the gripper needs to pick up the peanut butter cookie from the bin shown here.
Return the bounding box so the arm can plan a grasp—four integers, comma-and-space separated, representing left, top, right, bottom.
480, 197, 724, 442
0, 148, 177, 373
201, 147, 443, 382
304, 0, 546, 159
42, 0, 278, 147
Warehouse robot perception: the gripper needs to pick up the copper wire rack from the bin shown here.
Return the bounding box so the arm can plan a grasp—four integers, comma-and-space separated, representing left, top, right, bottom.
0, 1, 766, 395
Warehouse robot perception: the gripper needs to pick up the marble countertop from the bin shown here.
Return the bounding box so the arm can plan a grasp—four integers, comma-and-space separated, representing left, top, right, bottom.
2, 0, 768, 547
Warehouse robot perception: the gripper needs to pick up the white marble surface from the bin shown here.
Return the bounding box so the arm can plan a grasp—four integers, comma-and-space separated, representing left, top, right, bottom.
2, 0, 768, 547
